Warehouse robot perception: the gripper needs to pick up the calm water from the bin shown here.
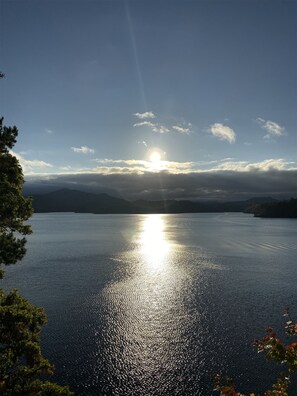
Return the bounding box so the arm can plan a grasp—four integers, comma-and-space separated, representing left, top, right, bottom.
2, 213, 297, 395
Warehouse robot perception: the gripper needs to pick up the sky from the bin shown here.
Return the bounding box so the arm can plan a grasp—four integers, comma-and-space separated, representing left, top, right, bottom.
0, 0, 296, 200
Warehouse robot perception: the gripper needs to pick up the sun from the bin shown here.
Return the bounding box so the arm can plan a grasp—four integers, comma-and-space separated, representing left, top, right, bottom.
147, 148, 165, 170
150, 151, 162, 163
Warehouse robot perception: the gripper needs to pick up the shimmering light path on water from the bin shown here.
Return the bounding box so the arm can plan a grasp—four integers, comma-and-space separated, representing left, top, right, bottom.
2, 213, 297, 395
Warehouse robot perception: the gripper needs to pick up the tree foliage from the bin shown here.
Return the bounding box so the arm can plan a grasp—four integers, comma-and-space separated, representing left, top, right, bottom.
214, 309, 297, 396
0, 117, 73, 395
0, 117, 33, 279
246, 199, 297, 218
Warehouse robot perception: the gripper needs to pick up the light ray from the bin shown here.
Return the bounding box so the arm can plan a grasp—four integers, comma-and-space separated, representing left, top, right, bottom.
125, 1, 147, 110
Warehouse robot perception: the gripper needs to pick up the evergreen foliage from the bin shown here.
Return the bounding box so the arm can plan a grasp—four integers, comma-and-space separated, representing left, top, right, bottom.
253, 198, 297, 218
0, 115, 73, 395
0, 117, 33, 279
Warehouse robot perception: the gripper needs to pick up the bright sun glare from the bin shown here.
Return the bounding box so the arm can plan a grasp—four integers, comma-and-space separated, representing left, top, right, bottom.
140, 215, 170, 272
150, 151, 161, 163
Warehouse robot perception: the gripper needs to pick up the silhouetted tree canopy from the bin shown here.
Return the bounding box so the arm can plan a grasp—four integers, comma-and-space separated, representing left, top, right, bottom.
251, 198, 297, 218
0, 117, 73, 395
0, 118, 33, 279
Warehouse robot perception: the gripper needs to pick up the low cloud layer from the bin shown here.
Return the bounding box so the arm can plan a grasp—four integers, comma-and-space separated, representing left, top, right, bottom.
25, 166, 297, 201
215, 158, 294, 172
89, 158, 295, 175
93, 158, 195, 174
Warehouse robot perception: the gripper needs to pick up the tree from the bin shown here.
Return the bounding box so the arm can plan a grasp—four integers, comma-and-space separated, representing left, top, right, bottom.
0, 116, 73, 395
214, 309, 297, 396
0, 117, 33, 279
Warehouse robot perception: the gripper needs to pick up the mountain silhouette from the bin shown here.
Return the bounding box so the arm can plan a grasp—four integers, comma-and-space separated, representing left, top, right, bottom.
31, 189, 279, 215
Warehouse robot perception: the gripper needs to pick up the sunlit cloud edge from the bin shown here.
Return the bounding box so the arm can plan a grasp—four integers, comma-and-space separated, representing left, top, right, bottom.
21, 157, 297, 177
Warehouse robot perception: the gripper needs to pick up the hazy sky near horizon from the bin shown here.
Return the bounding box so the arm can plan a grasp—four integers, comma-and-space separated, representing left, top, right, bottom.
1, 0, 296, 199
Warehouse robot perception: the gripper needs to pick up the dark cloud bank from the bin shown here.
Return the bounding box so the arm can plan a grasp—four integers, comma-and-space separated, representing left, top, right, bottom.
24, 170, 297, 202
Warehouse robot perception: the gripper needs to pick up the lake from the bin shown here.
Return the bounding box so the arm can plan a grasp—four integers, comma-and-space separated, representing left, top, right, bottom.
2, 213, 297, 395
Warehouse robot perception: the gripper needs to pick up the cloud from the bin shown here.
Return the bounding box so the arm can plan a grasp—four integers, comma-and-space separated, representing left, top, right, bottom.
151, 124, 170, 134
10, 151, 53, 174
138, 140, 148, 147
215, 159, 296, 172
172, 125, 191, 134
94, 158, 195, 174
45, 128, 54, 134
133, 121, 169, 134
22, 155, 296, 179
133, 121, 155, 128
263, 121, 285, 138
95, 158, 147, 166
209, 123, 236, 144
92, 166, 146, 175
71, 146, 95, 154
256, 118, 285, 139
25, 167, 297, 201
134, 111, 156, 119
133, 112, 192, 135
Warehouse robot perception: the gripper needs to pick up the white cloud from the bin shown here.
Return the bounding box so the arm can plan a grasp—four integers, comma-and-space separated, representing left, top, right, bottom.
10, 151, 53, 174
96, 158, 147, 166
89, 157, 297, 175
45, 128, 54, 134
265, 121, 284, 136
138, 140, 148, 147
209, 123, 236, 144
134, 111, 156, 119
93, 158, 195, 174
134, 113, 192, 135
256, 117, 265, 124
92, 166, 147, 175
151, 124, 169, 134
172, 125, 191, 134
133, 121, 155, 128
71, 146, 95, 154
215, 158, 296, 172
14, 146, 295, 178
164, 161, 195, 172
133, 121, 169, 134
256, 118, 285, 139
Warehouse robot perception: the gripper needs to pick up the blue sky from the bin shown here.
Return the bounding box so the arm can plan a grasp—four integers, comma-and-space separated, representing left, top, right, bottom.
0, 0, 296, 199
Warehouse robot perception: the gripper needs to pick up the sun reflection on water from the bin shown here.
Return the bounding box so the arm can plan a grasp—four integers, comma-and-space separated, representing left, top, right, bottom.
139, 214, 170, 272
101, 214, 201, 392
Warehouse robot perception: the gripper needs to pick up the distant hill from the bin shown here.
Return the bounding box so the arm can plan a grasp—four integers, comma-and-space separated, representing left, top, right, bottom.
32, 189, 134, 213
29, 189, 283, 215
247, 198, 297, 218
243, 197, 278, 214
